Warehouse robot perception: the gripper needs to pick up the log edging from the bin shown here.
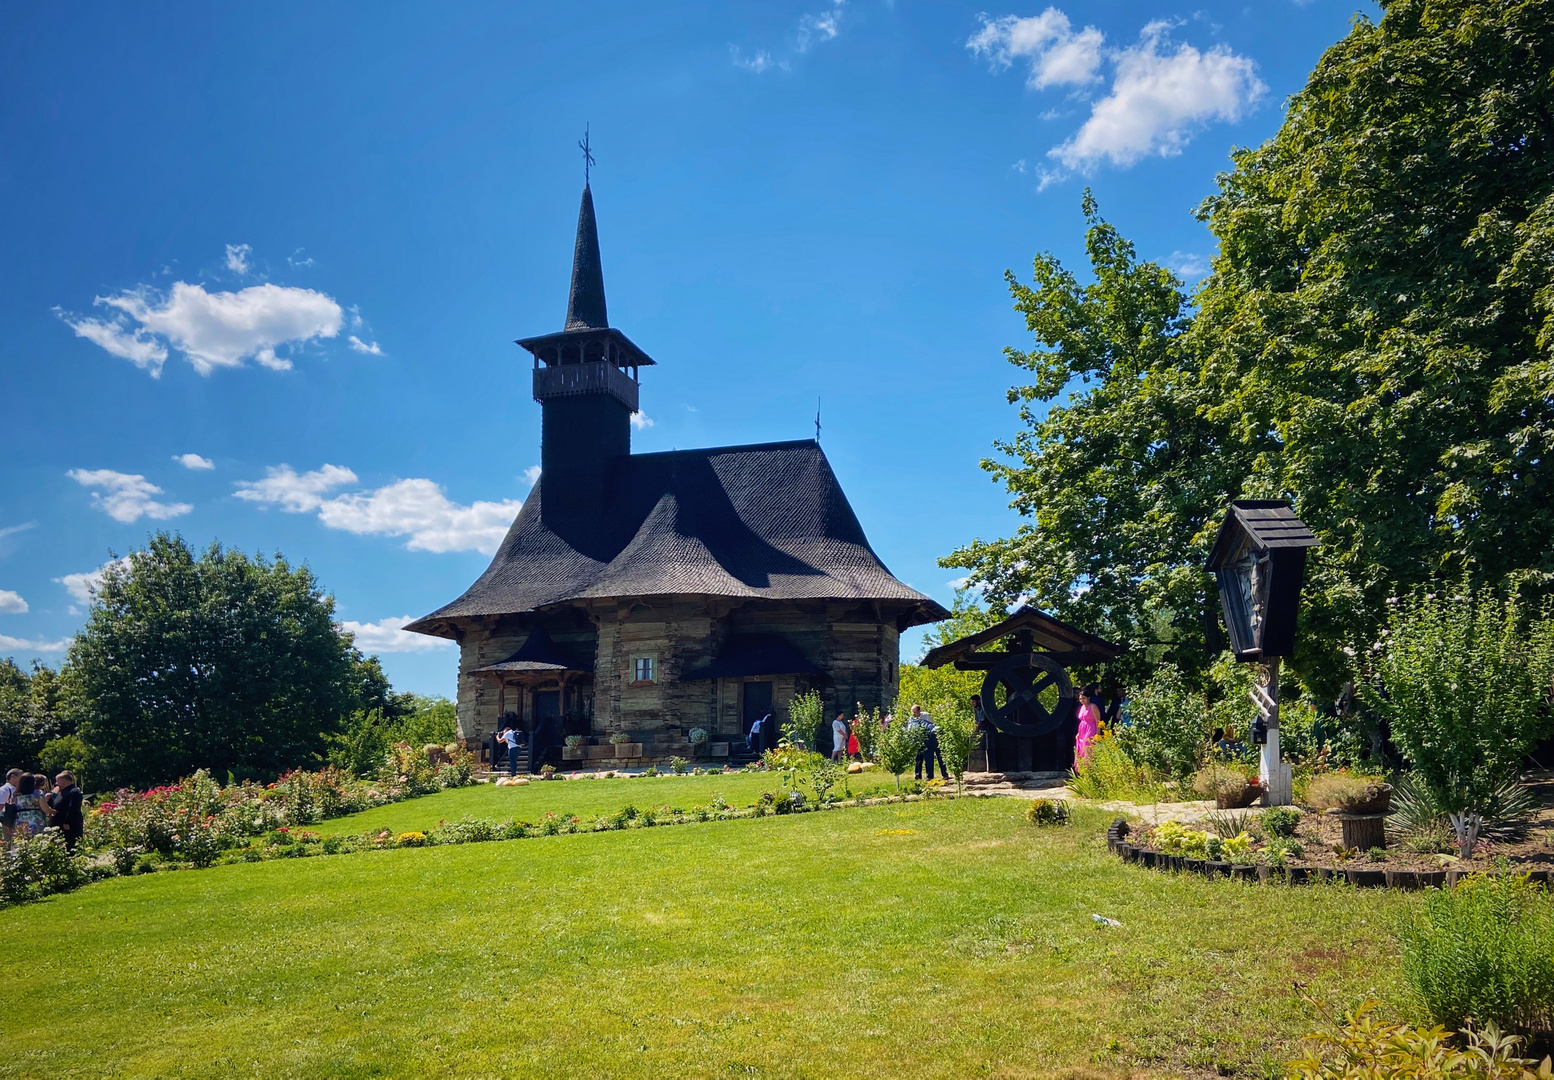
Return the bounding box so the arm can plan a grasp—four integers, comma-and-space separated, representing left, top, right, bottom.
1104, 818, 1552, 891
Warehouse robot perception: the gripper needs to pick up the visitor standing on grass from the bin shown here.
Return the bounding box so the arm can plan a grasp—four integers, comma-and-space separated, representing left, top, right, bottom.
1074, 687, 1101, 763
498, 724, 521, 776
847, 720, 860, 761
832, 713, 848, 761
909, 705, 947, 781
0, 768, 19, 848
45, 771, 85, 852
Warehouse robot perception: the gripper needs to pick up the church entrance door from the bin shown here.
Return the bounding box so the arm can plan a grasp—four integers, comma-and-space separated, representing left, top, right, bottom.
534, 691, 561, 725
741, 681, 773, 738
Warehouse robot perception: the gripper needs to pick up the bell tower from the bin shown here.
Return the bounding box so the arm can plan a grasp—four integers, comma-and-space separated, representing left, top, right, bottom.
516, 179, 655, 538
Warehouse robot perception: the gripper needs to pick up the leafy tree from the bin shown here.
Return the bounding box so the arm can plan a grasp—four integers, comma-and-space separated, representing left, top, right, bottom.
945, 0, 1554, 698
0, 659, 79, 773
1114, 665, 1210, 782
329, 695, 458, 778
1360, 585, 1554, 856
70, 534, 366, 789
876, 717, 925, 790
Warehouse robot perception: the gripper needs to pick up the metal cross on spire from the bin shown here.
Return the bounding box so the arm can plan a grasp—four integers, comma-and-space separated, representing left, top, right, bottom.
579, 124, 595, 185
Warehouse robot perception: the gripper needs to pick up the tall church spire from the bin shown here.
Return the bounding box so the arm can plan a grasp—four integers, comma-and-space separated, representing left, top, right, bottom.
564, 184, 608, 331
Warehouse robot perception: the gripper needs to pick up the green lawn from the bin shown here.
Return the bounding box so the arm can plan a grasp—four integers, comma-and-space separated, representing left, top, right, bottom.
312, 771, 831, 836
0, 799, 1410, 1079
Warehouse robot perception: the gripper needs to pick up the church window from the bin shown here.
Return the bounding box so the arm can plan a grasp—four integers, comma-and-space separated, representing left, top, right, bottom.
632, 655, 656, 684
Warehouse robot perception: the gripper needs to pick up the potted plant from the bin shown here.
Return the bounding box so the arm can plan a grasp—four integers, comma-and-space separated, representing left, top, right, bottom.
1193, 761, 1264, 809
609, 731, 641, 759
688, 727, 710, 758
1307, 772, 1392, 815
562, 735, 585, 761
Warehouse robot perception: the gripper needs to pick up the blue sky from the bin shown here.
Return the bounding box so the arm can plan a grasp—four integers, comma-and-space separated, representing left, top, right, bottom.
0, 1, 1373, 695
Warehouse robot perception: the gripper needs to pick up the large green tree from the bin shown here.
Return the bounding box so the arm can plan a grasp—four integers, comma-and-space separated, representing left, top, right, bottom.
946, 0, 1554, 696
71, 534, 368, 789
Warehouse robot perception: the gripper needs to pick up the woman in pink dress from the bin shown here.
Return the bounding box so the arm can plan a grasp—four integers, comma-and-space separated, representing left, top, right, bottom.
1074, 688, 1101, 763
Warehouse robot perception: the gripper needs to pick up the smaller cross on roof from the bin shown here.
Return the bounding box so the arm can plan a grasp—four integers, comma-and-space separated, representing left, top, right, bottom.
579, 124, 595, 185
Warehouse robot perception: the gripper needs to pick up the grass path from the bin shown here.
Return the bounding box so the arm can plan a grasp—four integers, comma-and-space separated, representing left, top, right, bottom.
312, 771, 855, 836
0, 800, 1410, 1078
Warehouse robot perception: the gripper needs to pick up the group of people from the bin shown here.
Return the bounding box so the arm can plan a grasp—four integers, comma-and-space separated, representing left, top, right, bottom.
1, 769, 85, 852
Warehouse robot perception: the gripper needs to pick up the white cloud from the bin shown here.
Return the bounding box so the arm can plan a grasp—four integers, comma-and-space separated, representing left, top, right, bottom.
174, 453, 215, 470
225, 243, 252, 274
236, 466, 521, 554
630, 411, 654, 430
967, 9, 1104, 89
1167, 251, 1211, 279
68, 469, 192, 523
56, 557, 132, 606
59, 311, 168, 374
289, 248, 315, 268
348, 335, 383, 355
731, 47, 781, 73
523, 465, 542, 487
234, 464, 359, 513
797, 0, 844, 52
0, 634, 71, 655
1051, 21, 1265, 169
338, 615, 456, 654
0, 590, 27, 614
63, 277, 343, 377
945, 576, 971, 591
318, 480, 521, 554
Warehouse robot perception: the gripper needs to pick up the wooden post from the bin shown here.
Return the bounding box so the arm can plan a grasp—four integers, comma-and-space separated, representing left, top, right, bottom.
1251, 658, 1293, 806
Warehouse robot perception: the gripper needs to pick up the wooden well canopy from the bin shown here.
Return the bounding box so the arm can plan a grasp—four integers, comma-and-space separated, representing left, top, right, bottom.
920, 606, 1125, 671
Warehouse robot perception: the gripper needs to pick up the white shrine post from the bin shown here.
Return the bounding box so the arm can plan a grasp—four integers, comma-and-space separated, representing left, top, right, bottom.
1250, 658, 1292, 806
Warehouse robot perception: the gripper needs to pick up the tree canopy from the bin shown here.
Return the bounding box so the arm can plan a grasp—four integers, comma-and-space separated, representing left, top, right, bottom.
945, 0, 1554, 697
70, 534, 374, 789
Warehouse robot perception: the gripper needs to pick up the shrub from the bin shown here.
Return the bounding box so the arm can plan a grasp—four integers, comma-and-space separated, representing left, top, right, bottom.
564, 735, 584, 748
1115, 664, 1210, 781
1, 831, 92, 906
669, 757, 688, 774
1361, 586, 1554, 858
876, 716, 925, 790
1263, 806, 1302, 838
687, 727, 709, 746
1308, 773, 1390, 812
1024, 799, 1070, 826
609, 732, 632, 745
642, 765, 659, 777
783, 690, 824, 750
1399, 870, 1554, 1039
1289, 998, 1551, 1080
1070, 730, 1172, 802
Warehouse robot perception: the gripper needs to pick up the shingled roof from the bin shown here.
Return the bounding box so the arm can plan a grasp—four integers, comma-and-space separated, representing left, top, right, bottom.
406, 439, 947, 637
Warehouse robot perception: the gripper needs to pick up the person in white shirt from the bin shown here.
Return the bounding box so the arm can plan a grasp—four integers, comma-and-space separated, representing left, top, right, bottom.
0, 768, 19, 848
498, 726, 521, 776
831, 713, 848, 762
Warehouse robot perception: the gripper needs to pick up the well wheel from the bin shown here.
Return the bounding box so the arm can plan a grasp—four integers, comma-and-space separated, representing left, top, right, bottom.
981, 653, 1077, 738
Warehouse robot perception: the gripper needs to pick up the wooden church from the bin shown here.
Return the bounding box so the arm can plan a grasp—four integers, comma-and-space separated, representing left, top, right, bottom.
406, 182, 947, 764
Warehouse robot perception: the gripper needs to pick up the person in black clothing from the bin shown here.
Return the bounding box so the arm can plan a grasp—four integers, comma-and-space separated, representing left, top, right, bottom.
45, 771, 85, 852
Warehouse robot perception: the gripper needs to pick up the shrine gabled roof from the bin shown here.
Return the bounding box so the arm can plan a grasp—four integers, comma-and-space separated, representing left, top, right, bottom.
1206, 499, 1320, 568
406, 439, 948, 637
919, 605, 1124, 669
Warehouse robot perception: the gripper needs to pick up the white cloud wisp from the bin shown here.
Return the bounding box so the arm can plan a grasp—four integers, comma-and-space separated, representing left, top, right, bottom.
1051, 21, 1265, 170
0, 590, 27, 614
969, 10, 1264, 182
236, 465, 522, 555
61, 252, 345, 376
68, 469, 192, 523
174, 453, 215, 470
968, 8, 1104, 89
338, 615, 455, 654
0, 633, 71, 655
56, 556, 133, 607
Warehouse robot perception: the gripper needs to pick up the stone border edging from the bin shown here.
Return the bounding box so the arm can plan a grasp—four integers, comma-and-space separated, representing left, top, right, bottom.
1104, 818, 1554, 891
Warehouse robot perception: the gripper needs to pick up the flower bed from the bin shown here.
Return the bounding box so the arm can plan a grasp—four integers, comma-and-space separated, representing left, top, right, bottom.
1108, 814, 1554, 890
2, 782, 950, 908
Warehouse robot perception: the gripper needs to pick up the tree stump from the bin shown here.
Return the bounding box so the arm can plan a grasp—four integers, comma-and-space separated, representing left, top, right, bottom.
1337, 813, 1386, 852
